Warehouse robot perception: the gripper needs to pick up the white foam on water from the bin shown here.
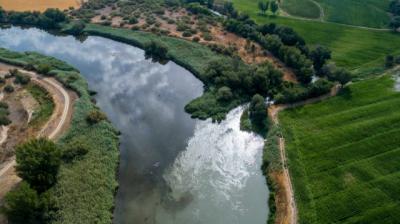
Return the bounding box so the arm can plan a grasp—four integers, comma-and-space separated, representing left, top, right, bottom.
156, 106, 269, 224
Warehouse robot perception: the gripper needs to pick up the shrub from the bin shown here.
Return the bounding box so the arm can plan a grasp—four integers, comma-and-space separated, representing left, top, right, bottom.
144, 40, 169, 61
0, 102, 9, 109
37, 64, 51, 75
249, 94, 268, 133
182, 30, 192, 37
202, 32, 213, 41
86, 110, 107, 124
327, 67, 351, 85
128, 17, 138, 24
14, 72, 31, 85
217, 86, 233, 101
193, 36, 200, 42
2, 182, 41, 224
0, 116, 11, 125
4, 85, 14, 93
65, 20, 86, 35
62, 138, 89, 162
16, 138, 62, 193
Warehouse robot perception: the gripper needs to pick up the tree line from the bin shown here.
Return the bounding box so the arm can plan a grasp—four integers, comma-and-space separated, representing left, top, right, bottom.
389, 0, 400, 30
0, 7, 67, 29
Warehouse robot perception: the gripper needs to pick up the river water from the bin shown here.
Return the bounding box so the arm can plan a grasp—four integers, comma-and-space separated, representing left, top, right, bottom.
0, 27, 268, 224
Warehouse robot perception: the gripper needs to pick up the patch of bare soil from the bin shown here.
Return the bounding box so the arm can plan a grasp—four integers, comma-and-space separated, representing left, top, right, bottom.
0, 0, 83, 12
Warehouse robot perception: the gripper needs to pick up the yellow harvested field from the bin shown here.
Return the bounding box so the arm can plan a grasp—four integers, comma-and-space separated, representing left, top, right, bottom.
0, 0, 82, 12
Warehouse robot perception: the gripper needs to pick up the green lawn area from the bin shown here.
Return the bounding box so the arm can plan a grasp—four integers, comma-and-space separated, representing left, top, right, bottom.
280, 0, 321, 19
279, 73, 400, 223
315, 0, 390, 28
232, 0, 400, 76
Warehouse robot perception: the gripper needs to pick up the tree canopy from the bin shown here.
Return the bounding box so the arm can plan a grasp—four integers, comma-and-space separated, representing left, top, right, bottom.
16, 138, 62, 193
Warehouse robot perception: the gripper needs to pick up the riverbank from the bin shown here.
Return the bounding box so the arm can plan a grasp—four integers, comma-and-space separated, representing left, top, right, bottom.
0, 48, 120, 224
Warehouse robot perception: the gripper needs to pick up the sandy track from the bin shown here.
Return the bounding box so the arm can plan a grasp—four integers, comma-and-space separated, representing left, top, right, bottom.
268, 84, 340, 224
0, 65, 74, 198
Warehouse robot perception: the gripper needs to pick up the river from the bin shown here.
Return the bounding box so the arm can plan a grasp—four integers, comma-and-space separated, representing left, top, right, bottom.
0, 27, 268, 224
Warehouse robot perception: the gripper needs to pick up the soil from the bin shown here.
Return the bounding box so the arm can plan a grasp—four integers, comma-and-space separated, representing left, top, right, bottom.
0, 0, 83, 12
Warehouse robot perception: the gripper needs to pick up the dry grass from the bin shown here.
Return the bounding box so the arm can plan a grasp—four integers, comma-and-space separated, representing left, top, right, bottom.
0, 0, 82, 12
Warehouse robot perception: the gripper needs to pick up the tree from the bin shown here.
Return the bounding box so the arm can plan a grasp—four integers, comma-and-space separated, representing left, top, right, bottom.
249, 94, 268, 131
310, 45, 331, 74
2, 182, 41, 224
37, 64, 51, 75
389, 16, 400, 31
386, 54, 395, 68
16, 138, 62, 193
144, 41, 169, 62
327, 67, 351, 85
270, 1, 279, 14
258, 1, 268, 14
66, 20, 86, 35
217, 86, 233, 102
86, 110, 107, 124
43, 8, 66, 23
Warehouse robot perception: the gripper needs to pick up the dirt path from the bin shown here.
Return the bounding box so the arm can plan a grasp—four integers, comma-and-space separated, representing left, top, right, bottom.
267, 84, 340, 224
0, 64, 75, 201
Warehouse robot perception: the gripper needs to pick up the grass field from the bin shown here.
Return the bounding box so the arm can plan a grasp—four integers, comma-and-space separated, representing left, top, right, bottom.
280, 0, 321, 19
280, 0, 390, 27
279, 73, 400, 223
315, 0, 390, 28
231, 0, 400, 76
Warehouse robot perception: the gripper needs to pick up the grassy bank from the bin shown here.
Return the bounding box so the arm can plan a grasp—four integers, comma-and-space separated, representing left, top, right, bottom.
0, 48, 119, 224
232, 0, 400, 74
279, 74, 400, 223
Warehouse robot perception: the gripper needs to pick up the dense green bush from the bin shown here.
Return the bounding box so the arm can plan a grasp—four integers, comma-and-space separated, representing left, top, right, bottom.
249, 94, 268, 134
61, 138, 89, 162
16, 138, 62, 193
37, 64, 51, 75
144, 40, 169, 62
86, 110, 107, 124
14, 72, 31, 85
64, 20, 86, 35
2, 182, 41, 224
4, 85, 14, 93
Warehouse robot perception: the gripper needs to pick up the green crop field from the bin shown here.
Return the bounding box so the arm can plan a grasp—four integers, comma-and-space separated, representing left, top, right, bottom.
282, 0, 391, 28
279, 73, 400, 223
315, 0, 390, 28
280, 0, 321, 19
231, 0, 400, 76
